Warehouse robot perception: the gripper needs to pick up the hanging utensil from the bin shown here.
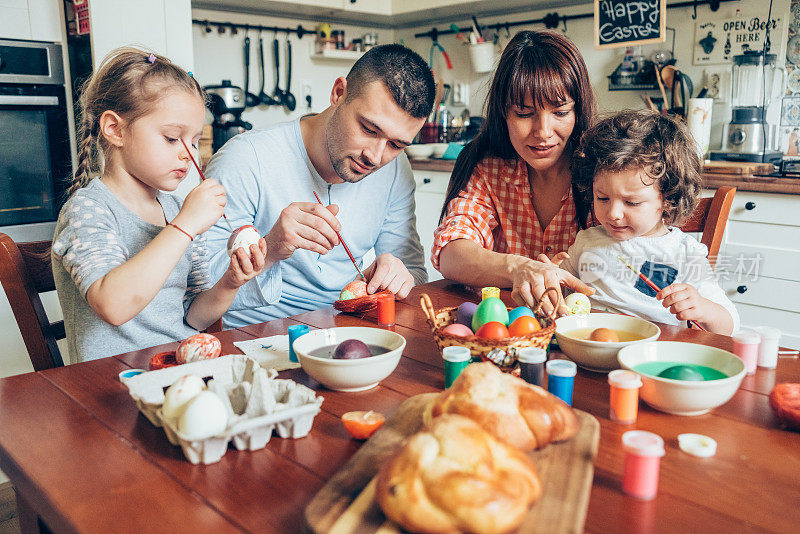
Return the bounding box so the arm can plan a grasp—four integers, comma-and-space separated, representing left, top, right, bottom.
283, 37, 297, 111
271, 36, 285, 105
242, 34, 259, 108
258, 32, 277, 106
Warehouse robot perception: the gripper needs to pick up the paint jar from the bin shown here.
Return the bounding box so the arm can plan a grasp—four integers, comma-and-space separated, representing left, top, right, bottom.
608, 370, 643, 424
622, 430, 665, 500
481, 286, 500, 300
443, 346, 471, 388
288, 324, 310, 363
546, 359, 577, 405
752, 326, 781, 369
118, 369, 146, 383
732, 330, 761, 374
517, 347, 547, 387
377, 294, 395, 327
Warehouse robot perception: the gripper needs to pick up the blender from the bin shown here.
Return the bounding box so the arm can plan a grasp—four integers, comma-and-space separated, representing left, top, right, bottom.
711, 51, 785, 164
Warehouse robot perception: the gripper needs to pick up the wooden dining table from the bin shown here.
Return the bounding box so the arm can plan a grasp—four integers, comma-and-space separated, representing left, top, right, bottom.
0, 279, 798, 533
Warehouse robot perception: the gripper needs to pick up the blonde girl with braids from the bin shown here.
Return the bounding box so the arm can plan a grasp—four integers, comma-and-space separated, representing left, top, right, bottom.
52, 47, 268, 362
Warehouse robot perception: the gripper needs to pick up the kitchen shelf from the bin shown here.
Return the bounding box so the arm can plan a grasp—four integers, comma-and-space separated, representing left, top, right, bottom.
310, 48, 365, 61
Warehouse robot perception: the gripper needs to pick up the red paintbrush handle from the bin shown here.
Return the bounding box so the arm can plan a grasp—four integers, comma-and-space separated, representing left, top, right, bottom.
312, 191, 365, 279
180, 138, 232, 229
638, 272, 707, 331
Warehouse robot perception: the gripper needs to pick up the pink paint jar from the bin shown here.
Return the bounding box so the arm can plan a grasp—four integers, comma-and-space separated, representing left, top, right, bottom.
732, 330, 761, 375
622, 430, 665, 501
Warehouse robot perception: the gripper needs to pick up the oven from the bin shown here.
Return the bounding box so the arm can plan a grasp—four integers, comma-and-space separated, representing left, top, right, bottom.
0, 39, 72, 242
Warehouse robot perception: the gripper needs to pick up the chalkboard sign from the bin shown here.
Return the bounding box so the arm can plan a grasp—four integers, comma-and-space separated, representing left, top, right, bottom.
594, 0, 666, 49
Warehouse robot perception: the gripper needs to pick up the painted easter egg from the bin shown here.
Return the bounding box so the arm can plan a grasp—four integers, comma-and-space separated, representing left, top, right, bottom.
475, 321, 510, 340
442, 323, 474, 337
340, 280, 368, 301
508, 306, 534, 325
507, 315, 542, 337
333, 339, 372, 359
564, 293, 591, 315
176, 333, 222, 364
227, 225, 261, 257
589, 328, 619, 343
658, 365, 705, 381
456, 302, 478, 327
472, 297, 509, 332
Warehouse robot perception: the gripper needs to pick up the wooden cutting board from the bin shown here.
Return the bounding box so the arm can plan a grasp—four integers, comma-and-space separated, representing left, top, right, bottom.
305, 393, 600, 534
703, 161, 774, 175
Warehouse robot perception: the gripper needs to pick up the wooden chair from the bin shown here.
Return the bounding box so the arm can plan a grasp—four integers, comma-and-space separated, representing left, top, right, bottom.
0, 232, 224, 371
0, 234, 64, 371
679, 186, 736, 269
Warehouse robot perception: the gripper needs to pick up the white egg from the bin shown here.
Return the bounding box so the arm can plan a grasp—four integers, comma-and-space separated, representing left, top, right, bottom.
178, 391, 228, 440
162, 375, 206, 421
564, 293, 591, 315
227, 225, 261, 257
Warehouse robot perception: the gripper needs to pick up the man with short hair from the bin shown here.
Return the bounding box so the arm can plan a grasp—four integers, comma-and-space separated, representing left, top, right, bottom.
204, 44, 435, 326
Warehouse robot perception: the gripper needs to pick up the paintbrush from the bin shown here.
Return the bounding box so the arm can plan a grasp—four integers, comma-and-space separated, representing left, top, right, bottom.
312, 191, 366, 281
617, 255, 708, 332
180, 138, 234, 232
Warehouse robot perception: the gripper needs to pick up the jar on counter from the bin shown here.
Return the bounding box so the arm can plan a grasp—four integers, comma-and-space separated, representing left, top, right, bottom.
332, 30, 345, 49
352, 38, 364, 52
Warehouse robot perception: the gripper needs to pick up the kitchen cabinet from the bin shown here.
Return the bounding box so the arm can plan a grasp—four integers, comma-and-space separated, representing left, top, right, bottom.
0, 0, 61, 42
413, 169, 449, 282
344, 0, 391, 16
713, 190, 800, 349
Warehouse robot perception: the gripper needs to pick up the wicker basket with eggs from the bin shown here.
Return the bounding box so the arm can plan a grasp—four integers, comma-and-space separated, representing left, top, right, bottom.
420, 287, 560, 373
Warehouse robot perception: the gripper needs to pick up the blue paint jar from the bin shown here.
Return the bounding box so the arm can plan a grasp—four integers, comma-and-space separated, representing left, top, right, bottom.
546, 359, 577, 405
288, 324, 310, 363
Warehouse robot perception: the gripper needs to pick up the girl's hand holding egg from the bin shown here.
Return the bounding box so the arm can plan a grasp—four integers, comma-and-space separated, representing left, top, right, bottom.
172, 179, 227, 237
224, 225, 269, 288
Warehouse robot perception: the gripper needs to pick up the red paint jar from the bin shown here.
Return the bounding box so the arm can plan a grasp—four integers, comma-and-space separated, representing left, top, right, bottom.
622, 430, 665, 500
377, 294, 395, 327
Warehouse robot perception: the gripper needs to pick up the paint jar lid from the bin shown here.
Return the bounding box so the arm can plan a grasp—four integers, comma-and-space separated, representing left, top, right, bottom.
678, 433, 717, 458
481, 286, 500, 300
608, 369, 642, 389
288, 324, 310, 335
546, 359, 577, 377
733, 330, 761, 344
622, 430, 665, 457
517, 347, 547, 364
752, 326, 781, 340
442, 346, 471, 362
118, 368, 146, 383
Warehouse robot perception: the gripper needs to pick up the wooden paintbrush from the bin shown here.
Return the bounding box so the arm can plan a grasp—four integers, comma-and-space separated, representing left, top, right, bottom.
180, 138, 234, 232
313, 191, 366, 281
617, 255, 708, 332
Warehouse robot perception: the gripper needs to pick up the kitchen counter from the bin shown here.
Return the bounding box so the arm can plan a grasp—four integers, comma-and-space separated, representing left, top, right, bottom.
409, 159, 800, 195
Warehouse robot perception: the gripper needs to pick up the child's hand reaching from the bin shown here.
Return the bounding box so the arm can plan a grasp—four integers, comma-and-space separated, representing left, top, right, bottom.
222, 238, 269, 288
172, 179, 227, 237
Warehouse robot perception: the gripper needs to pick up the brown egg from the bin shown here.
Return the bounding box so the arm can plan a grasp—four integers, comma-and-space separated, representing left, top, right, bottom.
590, 327, 620, 343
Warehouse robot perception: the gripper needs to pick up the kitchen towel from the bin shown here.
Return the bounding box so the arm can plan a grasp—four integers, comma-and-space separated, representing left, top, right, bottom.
233, 335, 301, 371
687, 98, 714, 160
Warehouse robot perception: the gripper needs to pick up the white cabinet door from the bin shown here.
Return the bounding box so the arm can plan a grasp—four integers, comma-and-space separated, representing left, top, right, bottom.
28, 0, 62, 42
413, 171, 449, 282
0, 5, 31, 40
343, 0, 392, 15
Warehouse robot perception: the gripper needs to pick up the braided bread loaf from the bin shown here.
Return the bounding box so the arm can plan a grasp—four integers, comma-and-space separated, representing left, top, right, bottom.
431, 362, 579, 450
376, 414, 541, 534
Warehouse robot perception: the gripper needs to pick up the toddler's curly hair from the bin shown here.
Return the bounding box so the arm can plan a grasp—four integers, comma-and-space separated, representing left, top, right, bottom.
572, 110, 702, 226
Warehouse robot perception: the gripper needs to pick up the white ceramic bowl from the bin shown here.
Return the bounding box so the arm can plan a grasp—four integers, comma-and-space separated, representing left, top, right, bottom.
618, 341, 746, 416
430, 143, 449, 158
555, 313, 661, 371
404, 144, 435, 160
292, 327, 405, 392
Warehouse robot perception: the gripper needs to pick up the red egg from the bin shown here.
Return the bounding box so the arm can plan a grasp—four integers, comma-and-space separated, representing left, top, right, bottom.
475, 321, 510, 339
442, 323, 474, 337
176, 333, 222, 364
508, 316, 542, 337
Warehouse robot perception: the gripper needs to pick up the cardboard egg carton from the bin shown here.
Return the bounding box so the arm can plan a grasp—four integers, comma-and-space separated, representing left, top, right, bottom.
124, 354, 323, 464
